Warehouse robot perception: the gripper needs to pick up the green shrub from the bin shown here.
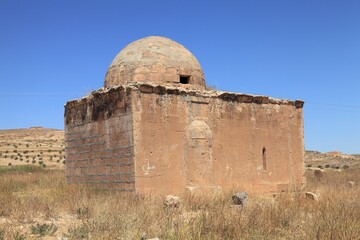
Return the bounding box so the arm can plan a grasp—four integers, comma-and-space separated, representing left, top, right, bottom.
30, 223, 57, 236
77, 207, 90, 219
64, 224, 89, 239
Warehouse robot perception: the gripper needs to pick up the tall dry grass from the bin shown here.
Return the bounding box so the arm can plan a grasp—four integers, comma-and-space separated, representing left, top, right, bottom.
0, 166, 360, 239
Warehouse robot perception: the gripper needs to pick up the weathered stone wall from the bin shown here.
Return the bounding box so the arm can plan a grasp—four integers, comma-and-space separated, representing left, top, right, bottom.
131, 87, 190, 194
209, 97, 304, 192
64, 83, 304, 194
131, 84, 304, 194
64, 87, 135, 191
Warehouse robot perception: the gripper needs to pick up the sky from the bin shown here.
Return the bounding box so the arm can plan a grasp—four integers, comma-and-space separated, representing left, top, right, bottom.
0, 0, 359, 154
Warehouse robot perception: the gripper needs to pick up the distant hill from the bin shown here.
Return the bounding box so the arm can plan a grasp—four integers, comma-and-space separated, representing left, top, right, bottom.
0, 127, 65, 168
305, 150, 360, 169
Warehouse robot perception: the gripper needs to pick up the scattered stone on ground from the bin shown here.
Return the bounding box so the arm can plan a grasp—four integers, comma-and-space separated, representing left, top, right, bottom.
348, 181, 355, 188
164, 195, 180, 208
314, 169, 324, 178
305, 192, 319, 202
232, 192, 248, 206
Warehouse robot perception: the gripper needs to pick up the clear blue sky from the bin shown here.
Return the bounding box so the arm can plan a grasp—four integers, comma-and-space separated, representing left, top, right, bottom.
0, 0, 359, 154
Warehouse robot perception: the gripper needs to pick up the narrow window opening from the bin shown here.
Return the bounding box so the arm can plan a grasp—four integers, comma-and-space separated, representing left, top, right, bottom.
262, 146, 267, 171
180, 75, 190, 84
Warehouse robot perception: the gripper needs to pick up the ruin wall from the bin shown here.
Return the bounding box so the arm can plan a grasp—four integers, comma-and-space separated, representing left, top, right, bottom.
131, 84, 304, 194
64, 87, 135, 191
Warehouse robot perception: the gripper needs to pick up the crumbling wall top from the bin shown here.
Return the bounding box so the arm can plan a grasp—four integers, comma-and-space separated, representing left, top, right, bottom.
65, 82, 304, 110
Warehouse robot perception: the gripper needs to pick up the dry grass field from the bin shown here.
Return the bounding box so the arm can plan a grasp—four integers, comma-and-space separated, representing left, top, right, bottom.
1, 128, 360, 239
0, 165, 360, 239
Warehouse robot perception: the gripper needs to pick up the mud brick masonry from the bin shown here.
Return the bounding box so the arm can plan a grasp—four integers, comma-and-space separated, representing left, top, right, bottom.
64, 36, 305, 194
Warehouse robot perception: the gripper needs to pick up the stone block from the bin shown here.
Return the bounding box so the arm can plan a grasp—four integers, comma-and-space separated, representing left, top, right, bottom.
305, 192, 319, 201
232, 192, 248, 206
164, 195, 180, 208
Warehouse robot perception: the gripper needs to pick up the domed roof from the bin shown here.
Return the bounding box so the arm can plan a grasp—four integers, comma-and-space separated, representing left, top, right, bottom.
104, 36, 205, 89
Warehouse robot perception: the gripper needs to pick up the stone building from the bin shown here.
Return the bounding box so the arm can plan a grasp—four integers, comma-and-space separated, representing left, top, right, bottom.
64, 36, 305, 194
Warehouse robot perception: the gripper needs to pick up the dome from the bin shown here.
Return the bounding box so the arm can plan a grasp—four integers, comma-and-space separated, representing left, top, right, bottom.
104, 36, 205, 89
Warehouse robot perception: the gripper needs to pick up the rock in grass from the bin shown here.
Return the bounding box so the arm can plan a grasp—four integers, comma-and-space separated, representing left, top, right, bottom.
305, 192, 319, 201
164, 195, 180, 208
232, 192, 248, 206
348, 181, 355, 188
314, 169, 324, 178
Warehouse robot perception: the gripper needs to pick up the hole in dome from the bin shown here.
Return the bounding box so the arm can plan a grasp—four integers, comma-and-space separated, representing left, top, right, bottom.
180, 76, 190, 84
